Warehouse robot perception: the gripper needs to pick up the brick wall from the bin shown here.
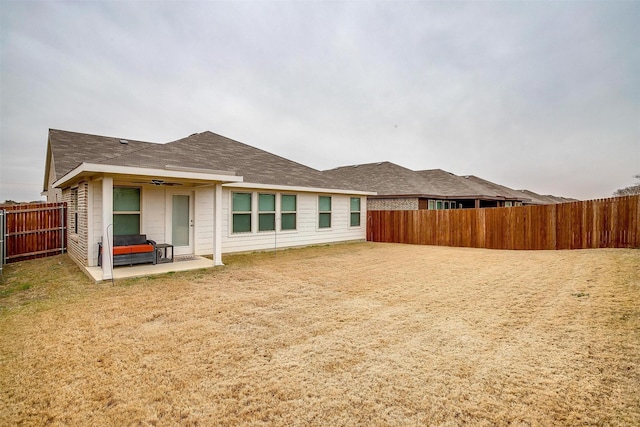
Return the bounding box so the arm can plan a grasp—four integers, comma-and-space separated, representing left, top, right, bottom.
64, 181, 89, 266
367, 198, 419, 211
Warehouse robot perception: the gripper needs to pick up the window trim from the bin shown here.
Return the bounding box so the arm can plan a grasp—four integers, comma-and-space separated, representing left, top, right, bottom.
280, 194, 297, 231
71, 187, 79, 234
258, 193, 276, 232
350, 197, 361, 227
318, 195, 332, 229
113, 186, 141, 236
232, 192, 253, 234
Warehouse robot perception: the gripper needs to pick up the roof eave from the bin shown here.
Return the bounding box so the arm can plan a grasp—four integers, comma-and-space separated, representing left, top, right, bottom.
223, 181, 376, 196
52, 162, 243, 189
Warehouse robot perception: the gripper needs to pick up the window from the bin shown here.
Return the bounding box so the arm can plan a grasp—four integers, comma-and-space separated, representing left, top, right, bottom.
258, 193, 275, 231
71, 188, 78, 234
350, 197, 361, 227
318, 196, 331, 228
281, 194, 297, 230
436, 200, 443, 210
505, 201, 513, 207
113, 187, 140, 235
232, 192, 252, 233
428, 200, 435, 210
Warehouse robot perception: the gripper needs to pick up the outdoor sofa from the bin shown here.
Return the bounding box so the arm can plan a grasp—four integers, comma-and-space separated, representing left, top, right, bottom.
98, 234, 157, 267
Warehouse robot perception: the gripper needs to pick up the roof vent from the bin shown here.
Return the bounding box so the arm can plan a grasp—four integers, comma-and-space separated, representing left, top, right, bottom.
353, 165, 359, 168
119, 139, 129, 145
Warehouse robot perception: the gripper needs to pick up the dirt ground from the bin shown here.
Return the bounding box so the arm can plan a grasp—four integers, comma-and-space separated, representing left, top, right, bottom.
1, 242, 639, 426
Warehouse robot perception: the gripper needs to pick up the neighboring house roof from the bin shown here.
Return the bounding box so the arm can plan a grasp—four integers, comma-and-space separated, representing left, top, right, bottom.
414, 169, 516, 199
460, 175, 532, 202
517, 189, 577, 205
325, 163, 525, 201
324, 162, 444, 197
45, 129, 363, 192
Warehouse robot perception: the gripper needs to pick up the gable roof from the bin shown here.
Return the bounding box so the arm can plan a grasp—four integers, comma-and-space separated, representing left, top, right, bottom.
45, 129, 156, 188
93, 131, 341, 189
45, 129, 364, 192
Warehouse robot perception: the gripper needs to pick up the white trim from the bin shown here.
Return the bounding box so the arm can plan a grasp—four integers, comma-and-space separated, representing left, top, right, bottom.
53, 162, 243, 189
101, 177, 113, 280
166, 189, 195, 256
87, 182, 93, 265
223, 181, 375, 196
317, 195, 332, 231
214, 184, 223, 266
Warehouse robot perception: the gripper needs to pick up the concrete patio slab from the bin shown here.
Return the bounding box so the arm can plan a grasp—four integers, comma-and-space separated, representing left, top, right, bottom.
84, 256, 216, 282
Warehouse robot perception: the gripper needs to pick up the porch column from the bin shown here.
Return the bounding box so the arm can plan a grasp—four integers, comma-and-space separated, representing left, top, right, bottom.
101, 177, 114, 280
214, 183, 224, 266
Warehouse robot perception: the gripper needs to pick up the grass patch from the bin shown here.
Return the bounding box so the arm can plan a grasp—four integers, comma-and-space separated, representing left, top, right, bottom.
1, 244, 639, 425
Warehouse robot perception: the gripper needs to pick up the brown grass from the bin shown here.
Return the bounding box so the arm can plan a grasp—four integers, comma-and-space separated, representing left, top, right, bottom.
1, 243, 639, 426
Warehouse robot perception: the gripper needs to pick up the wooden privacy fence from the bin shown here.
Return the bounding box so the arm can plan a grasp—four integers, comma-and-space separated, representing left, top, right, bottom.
1, 203, 67, 264
367, 195, 640, 250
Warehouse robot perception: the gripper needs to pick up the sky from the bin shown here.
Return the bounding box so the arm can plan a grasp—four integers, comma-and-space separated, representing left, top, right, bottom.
1, 0, 638, 202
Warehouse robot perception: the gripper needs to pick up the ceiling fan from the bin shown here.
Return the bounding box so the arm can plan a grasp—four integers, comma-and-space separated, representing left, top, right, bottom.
132, 179, 183, 186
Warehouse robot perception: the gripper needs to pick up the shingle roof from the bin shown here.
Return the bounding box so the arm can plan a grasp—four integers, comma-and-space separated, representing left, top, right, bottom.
47, 129, 352, 190
324, 162, 439, 196
48, 129, 155, 181
517, 189, 577, 205
460, 175, 532, 202
325, 164, 524, 200
415, 169, 510, 198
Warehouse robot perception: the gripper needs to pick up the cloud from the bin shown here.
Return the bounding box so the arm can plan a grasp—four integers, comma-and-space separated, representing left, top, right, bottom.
1, 1, 638, 201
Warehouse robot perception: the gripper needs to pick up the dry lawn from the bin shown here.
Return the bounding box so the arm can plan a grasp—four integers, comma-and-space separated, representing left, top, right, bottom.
1, 242, 639, 426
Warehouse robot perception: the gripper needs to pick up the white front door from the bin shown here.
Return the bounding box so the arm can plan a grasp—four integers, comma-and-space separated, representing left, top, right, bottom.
167, 191, 194, 256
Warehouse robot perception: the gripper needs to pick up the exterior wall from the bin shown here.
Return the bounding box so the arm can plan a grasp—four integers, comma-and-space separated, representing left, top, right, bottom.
368, 198, 419, 211
78, 180, 367, 265
64, 181, 89, 266
46, 158, 62, 202
140, 185, 166, 244
89, 180, 102, 266
194, 187, 214, 255
220, 187, 366, 254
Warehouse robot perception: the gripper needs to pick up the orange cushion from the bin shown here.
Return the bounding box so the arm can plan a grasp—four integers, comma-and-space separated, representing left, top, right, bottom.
113, 244, 154, 255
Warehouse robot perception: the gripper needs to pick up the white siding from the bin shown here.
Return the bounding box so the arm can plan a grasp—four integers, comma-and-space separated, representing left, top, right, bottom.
194, 187, 214, 255
221, 187, 366, 254
88, 180, 102, 266
141, 185, 166, 243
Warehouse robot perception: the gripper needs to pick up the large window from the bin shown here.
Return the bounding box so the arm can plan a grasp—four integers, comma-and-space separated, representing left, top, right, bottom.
350, 197, 361, 227
232, 192, 252, 233
319, 196, 331, 228
281, 194, 297, 231
258, 193, 275, 231
113, 187, 140, 235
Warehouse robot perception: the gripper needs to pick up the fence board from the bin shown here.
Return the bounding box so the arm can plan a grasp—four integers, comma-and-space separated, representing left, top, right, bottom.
2, 203, 67, 263
367, 195, 640, 250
